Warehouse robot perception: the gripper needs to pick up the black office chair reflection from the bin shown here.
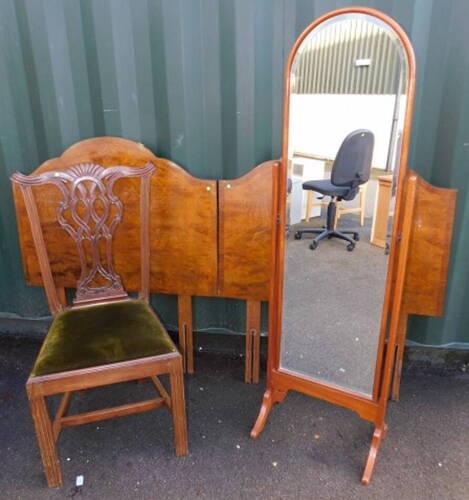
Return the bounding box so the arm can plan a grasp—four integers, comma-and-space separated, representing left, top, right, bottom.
295, 129, 374, 251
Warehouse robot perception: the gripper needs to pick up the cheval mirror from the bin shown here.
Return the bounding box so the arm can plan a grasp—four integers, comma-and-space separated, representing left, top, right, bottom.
252, 7, 417, 484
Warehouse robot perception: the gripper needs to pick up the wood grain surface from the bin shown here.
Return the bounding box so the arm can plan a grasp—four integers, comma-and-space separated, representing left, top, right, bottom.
13, 137, 218, 297
402, 172, 457, 316
218, 161, 278, 300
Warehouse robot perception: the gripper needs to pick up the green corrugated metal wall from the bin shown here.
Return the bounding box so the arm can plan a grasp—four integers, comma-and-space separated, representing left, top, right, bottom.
294, 17, 401, 94
0, 0, 468, 347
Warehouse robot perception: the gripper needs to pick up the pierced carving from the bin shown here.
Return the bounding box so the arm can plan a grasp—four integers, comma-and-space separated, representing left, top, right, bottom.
12, 162, 155, 306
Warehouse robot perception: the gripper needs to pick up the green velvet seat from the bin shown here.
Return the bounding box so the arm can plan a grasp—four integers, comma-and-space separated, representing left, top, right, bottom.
31, 300, 176, 377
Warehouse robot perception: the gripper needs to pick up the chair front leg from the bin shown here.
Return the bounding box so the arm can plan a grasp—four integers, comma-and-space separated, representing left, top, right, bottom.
169, 360, 189, 456
28, 393, 62, 487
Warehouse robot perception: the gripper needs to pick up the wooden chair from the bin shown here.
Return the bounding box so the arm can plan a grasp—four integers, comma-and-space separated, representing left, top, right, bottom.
11, 162, 188, 488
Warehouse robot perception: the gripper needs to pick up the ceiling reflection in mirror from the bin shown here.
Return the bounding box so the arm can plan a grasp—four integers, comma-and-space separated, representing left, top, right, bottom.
280, 14, 408, 396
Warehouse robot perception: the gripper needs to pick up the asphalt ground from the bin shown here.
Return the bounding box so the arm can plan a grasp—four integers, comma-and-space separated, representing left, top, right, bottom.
0, 335, 468, 500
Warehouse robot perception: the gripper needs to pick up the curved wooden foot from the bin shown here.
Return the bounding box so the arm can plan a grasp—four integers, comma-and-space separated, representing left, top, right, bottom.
250, 388, 286, 438
361, 423, 388, 485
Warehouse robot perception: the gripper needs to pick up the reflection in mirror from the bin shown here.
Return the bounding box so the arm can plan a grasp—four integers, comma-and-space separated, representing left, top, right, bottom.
280, 14, 408, 396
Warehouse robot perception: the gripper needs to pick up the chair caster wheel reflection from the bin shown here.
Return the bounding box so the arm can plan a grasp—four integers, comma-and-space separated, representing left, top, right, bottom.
346, 243, 355, 252
294, 232, 302, 240
309, 241, 318, 250
353, 233, 360, 241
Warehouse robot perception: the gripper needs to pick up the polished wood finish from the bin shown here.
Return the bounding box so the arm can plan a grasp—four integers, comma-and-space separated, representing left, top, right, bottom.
26, 332, 188, 489
361, 424, 387, 485
12, 138, 157, 292
218, 161, 277, 301
13, 137, 218, 297
244, 300, 262, 383
364, 171, 418, 482
269, 368, 379, 422
252, 6, 418, 485
250, 388, 286, 438
13, 137, 273, 381
391, 171, 457, 401
13, 157, 189, 488
52, 392, 71, 441
27, 394, 62, 487
178, 295, 194, 374
12, 162, 155, 309
150, 159, 217, 296
55, 286, 67, 309
169, 358, 189, 456
16, 183, 65, 314
391, 311, 409, 401
13, 137, 274, 302
59, 397, 166, 428
150, 375, 172, 409
402, 173, 457, 316
218, 163, 276, 381
27, 353, 179, 397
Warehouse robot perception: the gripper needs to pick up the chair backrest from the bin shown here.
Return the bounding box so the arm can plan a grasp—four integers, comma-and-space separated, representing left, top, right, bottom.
11, 162, 155, 314
331, 129, 374, 188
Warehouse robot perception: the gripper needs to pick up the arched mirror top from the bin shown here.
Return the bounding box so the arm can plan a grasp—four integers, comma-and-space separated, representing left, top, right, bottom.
291, 15, 408, 94
283, 7, 416, 174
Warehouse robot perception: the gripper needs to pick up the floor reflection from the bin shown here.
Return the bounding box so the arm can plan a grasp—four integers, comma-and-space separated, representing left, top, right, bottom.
280, 211, 388, 395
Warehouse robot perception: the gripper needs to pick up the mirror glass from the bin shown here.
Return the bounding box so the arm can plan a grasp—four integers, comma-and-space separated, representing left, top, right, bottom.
280, 13, 408, 396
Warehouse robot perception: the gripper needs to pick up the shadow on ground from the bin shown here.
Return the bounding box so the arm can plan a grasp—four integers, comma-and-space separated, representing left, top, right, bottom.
0, 336, 468, 499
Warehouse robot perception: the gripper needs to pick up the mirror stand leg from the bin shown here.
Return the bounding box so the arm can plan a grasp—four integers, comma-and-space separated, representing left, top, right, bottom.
361, 423, 388, 485
250, 388, 287, 438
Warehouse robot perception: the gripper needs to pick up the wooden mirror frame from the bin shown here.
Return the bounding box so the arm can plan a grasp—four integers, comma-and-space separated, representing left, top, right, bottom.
251, 7, 416, 484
